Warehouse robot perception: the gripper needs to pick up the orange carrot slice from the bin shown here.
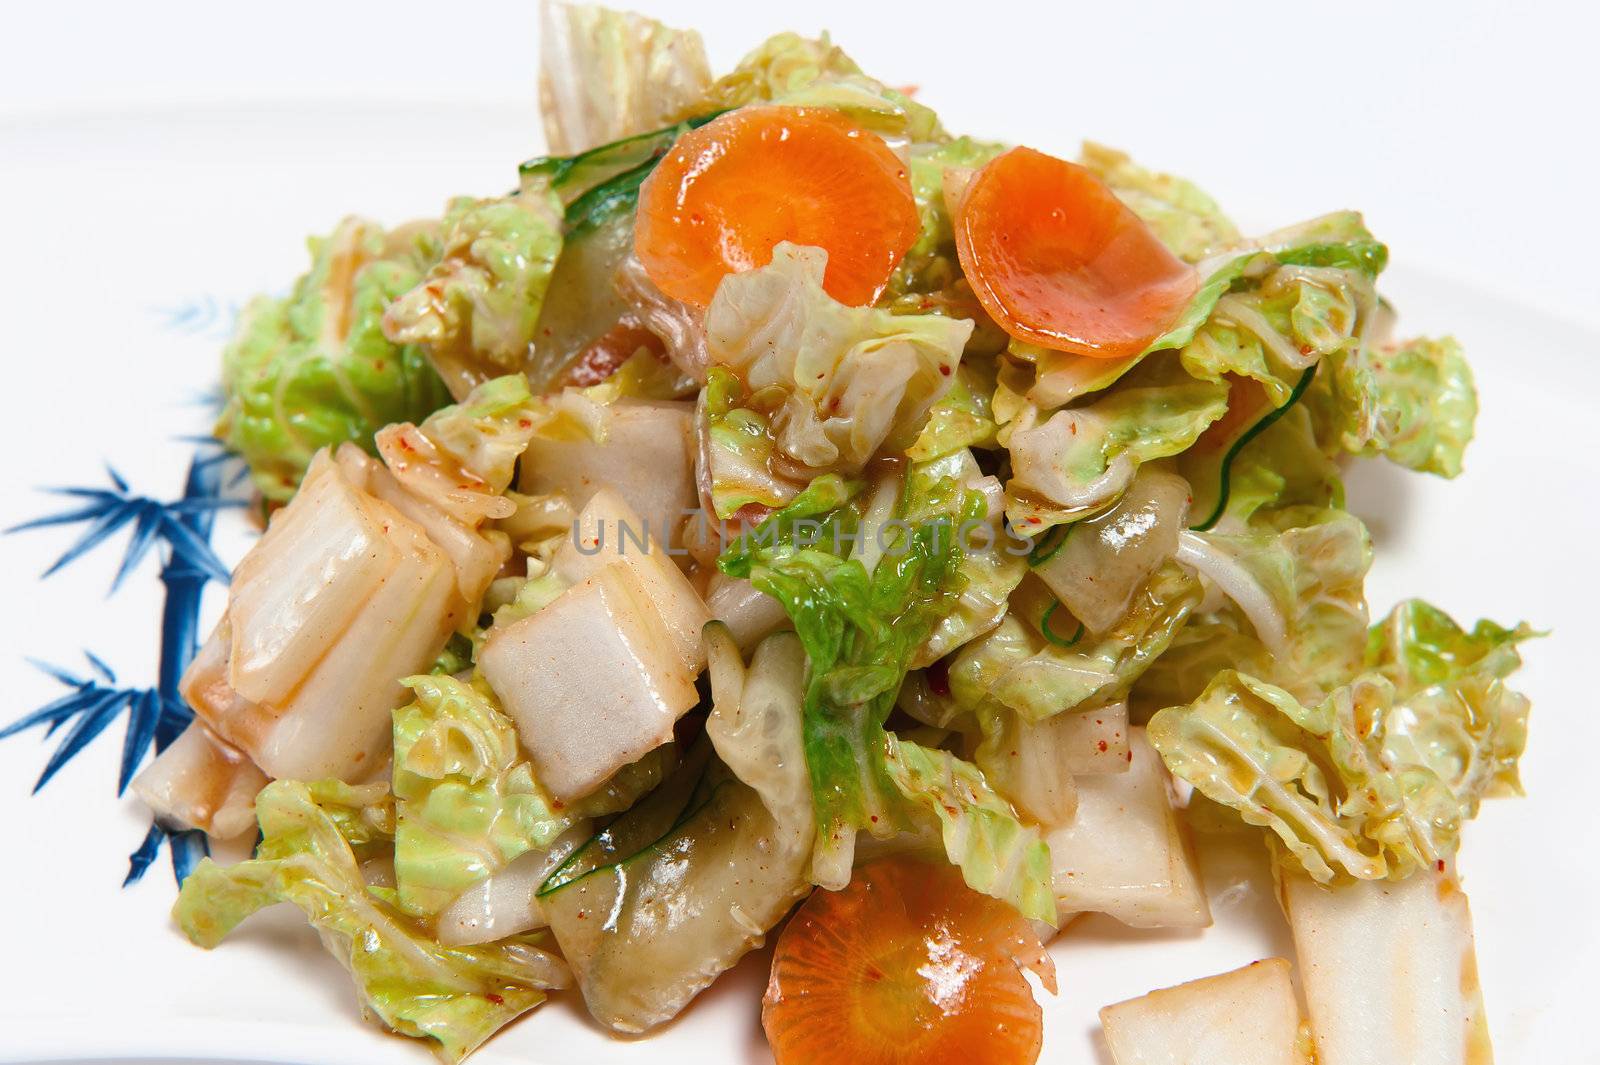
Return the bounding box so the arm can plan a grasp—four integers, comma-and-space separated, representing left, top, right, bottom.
952, 146, 1197, 358
635, 106, 918, 308
763, 857, 1056, 1065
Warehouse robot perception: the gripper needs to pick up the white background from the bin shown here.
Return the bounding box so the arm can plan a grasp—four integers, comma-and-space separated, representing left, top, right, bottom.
1, 4, 1598, 1064
5, 0, 1598, 328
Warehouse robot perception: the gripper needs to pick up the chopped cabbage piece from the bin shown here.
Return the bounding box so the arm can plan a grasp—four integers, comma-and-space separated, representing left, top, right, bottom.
1281, 867, 1492, 1065
1045, 729, 1210, 928
539, 630, 813, 1033
1148, 644, 1530, 883
702, 242, 972, 515
383, 190, 564, 400
174, 780, 568, 1063
1098, 958, 1307, 1065
477, 561, 699, 801
183, 377, 541, 780
538, 0, 713, 156
130, 723, 268, 839
217, 217, 450, 501
882, 734, 1057, 923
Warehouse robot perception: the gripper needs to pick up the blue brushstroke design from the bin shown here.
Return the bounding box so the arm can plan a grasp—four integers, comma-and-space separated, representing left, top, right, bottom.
152, 296, 240, 340
9, 467, 238, 590
4, 447, 240, 884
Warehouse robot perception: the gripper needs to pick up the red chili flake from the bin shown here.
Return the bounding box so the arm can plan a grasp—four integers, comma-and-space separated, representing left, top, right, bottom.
939, 364, 952, 376
1126, 750, 1134, 762
1096, 740, 1108, 752
518, 418, 532, 429
869, 815, 879, 824
486, 993, 505, 1006
1436, 859, 1446, 872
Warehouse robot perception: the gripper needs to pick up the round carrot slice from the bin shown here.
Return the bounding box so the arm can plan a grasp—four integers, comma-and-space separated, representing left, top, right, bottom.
763, 857, 1056, 1065
635, 106, 918, 308
952, 146, 1197, 358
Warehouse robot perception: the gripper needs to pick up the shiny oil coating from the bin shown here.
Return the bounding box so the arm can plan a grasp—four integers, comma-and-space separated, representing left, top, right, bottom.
635, 106, 919, 307
953, 146, 1197, 358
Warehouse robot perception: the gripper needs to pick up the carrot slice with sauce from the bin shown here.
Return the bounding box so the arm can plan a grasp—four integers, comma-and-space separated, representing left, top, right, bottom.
763, 857, 1056, 1065
635, 106, 918, 308
952, 146, 1197, 359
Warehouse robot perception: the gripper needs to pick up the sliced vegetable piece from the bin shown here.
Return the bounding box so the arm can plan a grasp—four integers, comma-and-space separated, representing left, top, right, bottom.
952, 147, 1198, 358
183, 449, 461, 780
520, 398, 698, 540
704, 571, 790, 652
635, 106, 918, 307
1045, 728, 1210, 928
1281, 867, 1492, 1065
1098, 958, 1307, 1065
477, 561, 699, 801
130, 722, 267, 840
1056, 700, 1131, 775
1031, 466, 1191, 633
551, 489, 712, 671
762, 857, 1056, 1065
435, 827, 590, 947
524, 209, 638, 390
881, 735, 1057, 923
539, 632, 813, 1034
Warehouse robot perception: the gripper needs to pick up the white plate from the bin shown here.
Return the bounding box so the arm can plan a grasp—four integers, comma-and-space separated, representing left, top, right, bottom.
1, 105, 1596, 1065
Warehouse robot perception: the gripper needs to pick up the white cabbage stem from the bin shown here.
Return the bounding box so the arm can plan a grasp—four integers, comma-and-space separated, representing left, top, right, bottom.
1213, 292, 1315, 371
1175, 531, 1289, 656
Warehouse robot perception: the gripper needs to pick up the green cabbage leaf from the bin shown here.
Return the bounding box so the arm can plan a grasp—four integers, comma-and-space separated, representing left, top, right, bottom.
702, 242, 972, 516
383, 190, 564, 401
217, 217, 450, 501
391, 673, 672, 917
173, 779, 568, 1063
1148, 600, 1534, 883
882, 735, 1056, 923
